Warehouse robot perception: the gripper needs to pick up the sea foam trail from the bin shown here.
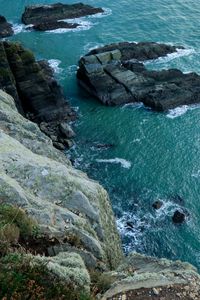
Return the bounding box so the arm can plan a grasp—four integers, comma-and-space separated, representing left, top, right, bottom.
96, 158, 132, 169
166, 104, 200, 119
48, 59, 63, 74
145, 47, 195, 65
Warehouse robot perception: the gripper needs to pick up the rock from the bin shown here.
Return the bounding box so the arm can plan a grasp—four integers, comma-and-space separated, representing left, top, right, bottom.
33, 21, 78, 31
22, 3, 104, 31
0, 41, 76, 148
152, 200, 163, 210
0, 15, 13, 38
59, 122, 76, 138
172, 210, 186, 224
0, 90, 123, 269
77, 42, 200, 111
153, 287, 160, 295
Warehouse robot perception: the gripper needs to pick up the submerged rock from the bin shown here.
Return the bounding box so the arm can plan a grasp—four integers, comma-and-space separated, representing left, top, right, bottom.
152, 200, 163, 210
22, 2, 104, 31
172, 210, 186, 224
0, 41, 76, 148
0, 15, 13, 38
77, 42, 200, 111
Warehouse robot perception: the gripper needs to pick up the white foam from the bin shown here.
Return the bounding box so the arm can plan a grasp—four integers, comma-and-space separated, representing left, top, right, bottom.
12, 23, 25, 35
96, 158, 132, 169
87, 7, 112, 18
192, 170, 200, 178
146, 48, 195, 65
66, 64, 78, 75
48, 59, 63, 74
166, 104, 200, 119
46, 19, 92, 33
122, 102, 144, 110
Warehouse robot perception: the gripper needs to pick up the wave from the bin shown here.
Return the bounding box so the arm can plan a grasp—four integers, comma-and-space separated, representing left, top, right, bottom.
166, 104, 200, 119
122, 102, 144, 110
87, 7, 112, 18
145, 47, 195, 65
46, 19, 92, 33
48, 59, 63, 74
96, 158, 132, 169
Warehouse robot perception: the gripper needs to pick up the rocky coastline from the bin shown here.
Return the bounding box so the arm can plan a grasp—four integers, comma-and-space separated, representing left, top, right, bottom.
0, 2, 200, 300
77, 42, 200, 111
0, 89, 200, 299
22, 3, 104, 31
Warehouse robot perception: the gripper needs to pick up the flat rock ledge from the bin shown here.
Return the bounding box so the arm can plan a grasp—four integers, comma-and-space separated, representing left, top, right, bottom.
0, 15, 13, 38
22, 2, 104, 31
77, 41, 200, 111
0, 41, 76, 149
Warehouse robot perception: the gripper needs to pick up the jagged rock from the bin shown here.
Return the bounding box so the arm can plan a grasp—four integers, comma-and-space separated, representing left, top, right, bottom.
60, 122, 76, 138
101, 253, 200, 300
0, 41, 76, 148
22, 3, 104, 31
33, 21, 78, 31
0, 90, 123, 269
172, 210, 186, 224
152, 200, 163, 210
77, 42, 200, 111
0, 15, 13, 38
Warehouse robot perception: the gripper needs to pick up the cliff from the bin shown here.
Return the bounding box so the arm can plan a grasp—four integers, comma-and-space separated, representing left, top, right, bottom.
0, 89, 200, 299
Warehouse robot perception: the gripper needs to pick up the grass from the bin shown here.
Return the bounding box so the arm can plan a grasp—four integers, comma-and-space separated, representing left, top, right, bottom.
0, 253, 95, 300
0, 204, 38, 255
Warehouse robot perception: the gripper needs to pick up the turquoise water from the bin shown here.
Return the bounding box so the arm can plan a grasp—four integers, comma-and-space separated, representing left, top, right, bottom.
2, 0, 200, 268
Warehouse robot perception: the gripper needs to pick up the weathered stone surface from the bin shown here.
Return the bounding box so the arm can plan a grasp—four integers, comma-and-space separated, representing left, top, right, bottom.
101, 253, 200, 299
152, 200, 163, 210
0, 41, 76, 148
0, 90, 123, 269
22, 2, 104, 31
0, 15, 13, 38
77, 42, 200, 111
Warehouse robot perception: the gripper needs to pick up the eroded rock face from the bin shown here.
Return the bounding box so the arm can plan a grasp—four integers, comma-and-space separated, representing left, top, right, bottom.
0, 15, 13, 38
0, 41, 76, 148
77, 42, 200, 111
22, 3, 104, 31
0, 90, 123, 269
101, 253, 200, 300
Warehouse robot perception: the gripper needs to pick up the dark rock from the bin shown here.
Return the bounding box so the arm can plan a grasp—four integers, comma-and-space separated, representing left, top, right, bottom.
33, 21, 78, 31
126, 222, 134, 229
95, 143, 115, 149
0, 15, 14, 38
59, 122, 76, 138
172, 210, 186, 224
77, 42, 200, 111
22, 3, 104, 31
53, 142, 65, 150
0, 41, 76, 149
152, 200, 163, 210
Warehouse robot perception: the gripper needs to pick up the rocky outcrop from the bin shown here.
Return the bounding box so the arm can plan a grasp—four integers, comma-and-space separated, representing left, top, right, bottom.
22, 3, 104, 31
101, 253, 200, 299
0, 90, 123, 270
0, 41, 76, 149
0, 15, 13, 38
77, 42, 200, 111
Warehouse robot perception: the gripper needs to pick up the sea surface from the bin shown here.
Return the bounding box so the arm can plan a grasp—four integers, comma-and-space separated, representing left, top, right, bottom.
2, 0, 200, 269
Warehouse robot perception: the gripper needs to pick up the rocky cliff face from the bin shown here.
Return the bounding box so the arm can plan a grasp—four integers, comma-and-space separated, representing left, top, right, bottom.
0, 89, 123, 270
0, 41, 76, 149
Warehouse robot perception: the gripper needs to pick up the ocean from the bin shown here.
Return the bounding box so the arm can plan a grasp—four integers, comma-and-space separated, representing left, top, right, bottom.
2, 0, 200, 269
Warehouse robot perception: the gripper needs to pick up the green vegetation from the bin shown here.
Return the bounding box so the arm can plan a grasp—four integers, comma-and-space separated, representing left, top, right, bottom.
0, 204, 38, 254
0, 67, 10, 80
20, 49, 35, 62
0, 253, 95, 300
90, 270, 116, 295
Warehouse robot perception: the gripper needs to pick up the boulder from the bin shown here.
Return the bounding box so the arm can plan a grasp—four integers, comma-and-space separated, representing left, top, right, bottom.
33, 21, 78, 31
152, 200, 163, 210
172, 210, 186, 224
0, 15, 13, 38
0, 41, 76, 148
77, 42, 200, 111
22, 3, 104, 31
